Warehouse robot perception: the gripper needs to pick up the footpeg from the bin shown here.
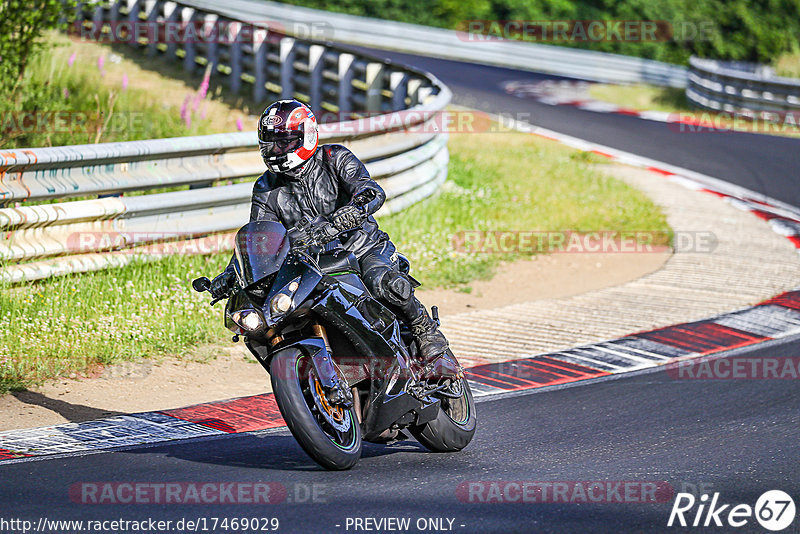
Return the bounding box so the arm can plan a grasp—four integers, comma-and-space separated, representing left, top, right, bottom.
421, 351, 463, 380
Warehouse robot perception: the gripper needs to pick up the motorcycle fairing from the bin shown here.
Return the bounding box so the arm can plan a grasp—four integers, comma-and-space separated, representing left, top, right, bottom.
234, 221, 290, 288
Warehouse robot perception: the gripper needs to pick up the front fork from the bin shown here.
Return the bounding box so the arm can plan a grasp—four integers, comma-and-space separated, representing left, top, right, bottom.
310, 322, 354, 410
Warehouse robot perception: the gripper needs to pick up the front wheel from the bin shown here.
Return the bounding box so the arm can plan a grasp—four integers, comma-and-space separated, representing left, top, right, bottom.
410, 373, 476, 452
270, 348, 362, 470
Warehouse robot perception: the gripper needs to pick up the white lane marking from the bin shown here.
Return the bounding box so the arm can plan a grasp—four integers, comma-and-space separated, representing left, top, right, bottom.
0, 413, 223, 457
549, 351, 626, 371
713, 305, 800, 338
591, 343, 670, 363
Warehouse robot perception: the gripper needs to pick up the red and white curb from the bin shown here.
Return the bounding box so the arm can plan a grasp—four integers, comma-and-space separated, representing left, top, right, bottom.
1, 112, 799, 465
504, 80, 734, 129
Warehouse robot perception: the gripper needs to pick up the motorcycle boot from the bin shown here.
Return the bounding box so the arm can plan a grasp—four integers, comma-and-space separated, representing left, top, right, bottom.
407, 301, 449, 364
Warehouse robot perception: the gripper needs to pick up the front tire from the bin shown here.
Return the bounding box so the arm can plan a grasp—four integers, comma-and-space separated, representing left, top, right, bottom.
270, 348, 362, 470
410, 375, 476, 452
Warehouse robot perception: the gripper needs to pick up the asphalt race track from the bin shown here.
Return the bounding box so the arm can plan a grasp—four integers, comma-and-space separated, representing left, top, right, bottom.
2, 338, 798, 533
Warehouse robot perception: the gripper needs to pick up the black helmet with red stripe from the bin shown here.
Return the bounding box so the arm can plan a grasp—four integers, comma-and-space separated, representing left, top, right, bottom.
258, 99, 319, 174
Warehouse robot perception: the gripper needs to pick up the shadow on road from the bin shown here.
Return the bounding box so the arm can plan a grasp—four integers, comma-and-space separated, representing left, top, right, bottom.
123, 431, 429, 472
11, 391, 126, 423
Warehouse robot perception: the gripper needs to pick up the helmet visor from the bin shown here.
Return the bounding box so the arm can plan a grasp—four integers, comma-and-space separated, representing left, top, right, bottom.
259, 131, 303, 158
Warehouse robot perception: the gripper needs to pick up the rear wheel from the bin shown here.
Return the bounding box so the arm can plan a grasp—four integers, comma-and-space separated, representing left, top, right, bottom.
270, 348, 361, 470
410, 372, 476, 452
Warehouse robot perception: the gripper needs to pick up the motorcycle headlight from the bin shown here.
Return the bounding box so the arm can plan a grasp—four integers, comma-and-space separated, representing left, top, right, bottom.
231, 309, 264, 332
271, 293, 293, 315
269, 277, 301, 317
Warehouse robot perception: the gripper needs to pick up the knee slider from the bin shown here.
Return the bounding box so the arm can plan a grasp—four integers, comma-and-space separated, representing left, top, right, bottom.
380, 270, 412, 306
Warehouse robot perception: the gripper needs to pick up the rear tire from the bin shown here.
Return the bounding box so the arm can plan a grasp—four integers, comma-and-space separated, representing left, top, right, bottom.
270, 348, 362, 470
410, 376, 476, 452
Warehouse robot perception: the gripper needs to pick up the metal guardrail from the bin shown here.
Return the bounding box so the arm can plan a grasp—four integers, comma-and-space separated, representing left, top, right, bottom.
177, 0, 689, 88
72, 0, 441, 112
687, 56, 800, 114
0, 0, 452, 283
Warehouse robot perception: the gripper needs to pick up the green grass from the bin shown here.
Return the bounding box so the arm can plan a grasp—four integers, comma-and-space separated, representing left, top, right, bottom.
0, 129, 671, 393
378, 131, 671, 288
1, 32, 244, 148
587, 83, 691, 113
0, 253, 230, 391
774, 52, 800, 79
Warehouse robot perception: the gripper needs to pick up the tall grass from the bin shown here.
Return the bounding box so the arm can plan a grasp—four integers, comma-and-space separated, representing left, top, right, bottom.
0, 253, 230, 391
1, 32, 227, 148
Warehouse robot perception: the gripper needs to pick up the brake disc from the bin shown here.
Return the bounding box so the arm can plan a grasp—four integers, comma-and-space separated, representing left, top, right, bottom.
310, 376, 351, 433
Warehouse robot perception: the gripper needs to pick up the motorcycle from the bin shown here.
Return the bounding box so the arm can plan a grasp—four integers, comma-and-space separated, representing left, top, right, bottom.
192, 211, 476, 470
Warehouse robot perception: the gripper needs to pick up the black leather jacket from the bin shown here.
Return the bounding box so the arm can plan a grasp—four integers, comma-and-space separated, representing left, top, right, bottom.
246, 144, 388, 258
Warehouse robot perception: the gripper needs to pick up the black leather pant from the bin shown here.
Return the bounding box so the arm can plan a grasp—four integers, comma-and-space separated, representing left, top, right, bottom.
359, 239, 423, 324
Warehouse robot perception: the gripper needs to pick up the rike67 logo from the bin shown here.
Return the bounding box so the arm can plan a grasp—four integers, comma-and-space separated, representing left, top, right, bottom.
668, 490, 796, 531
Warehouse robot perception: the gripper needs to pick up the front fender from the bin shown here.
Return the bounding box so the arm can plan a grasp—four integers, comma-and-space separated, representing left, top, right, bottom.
274, 337, 337, 389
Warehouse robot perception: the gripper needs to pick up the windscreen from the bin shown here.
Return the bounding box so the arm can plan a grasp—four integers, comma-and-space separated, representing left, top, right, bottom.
233, 221, 290, 288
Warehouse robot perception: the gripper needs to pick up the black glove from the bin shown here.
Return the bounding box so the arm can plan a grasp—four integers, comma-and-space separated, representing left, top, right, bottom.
210, 269, 236, 299
290, 226, 320, 249
331, 205, 366, 232
309, 222, 340, 246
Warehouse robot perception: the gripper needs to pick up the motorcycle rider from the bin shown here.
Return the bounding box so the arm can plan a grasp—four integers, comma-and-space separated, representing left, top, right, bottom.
209, 99, 449, 365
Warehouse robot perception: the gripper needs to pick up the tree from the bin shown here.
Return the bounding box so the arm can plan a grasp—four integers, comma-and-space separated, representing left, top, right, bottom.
0, 0, 76, 96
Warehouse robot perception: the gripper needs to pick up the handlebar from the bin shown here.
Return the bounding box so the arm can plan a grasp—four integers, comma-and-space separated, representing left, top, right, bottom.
194, 212, 359, 305
192, 276, 226, 305
192, 276, 211, 293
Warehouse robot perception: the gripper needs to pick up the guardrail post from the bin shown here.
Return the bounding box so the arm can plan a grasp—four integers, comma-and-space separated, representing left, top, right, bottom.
417, 86, 434, 105
91, 2, 104, 39
687, 56, 800, 116
182, 8, 198, 73
252, 29, 268, 102
126, 0, 141, 48
163, 1, 181, 61
144, 0, 159, 57
280, 37, 296, 99
228, 22, 243, 94
365, 62, 384, 113
390, 71, 409, 111
205, 13, 219, 74
109, 0, 122, 26
308, 44, 325, 112
338, 53, 355, 116
407, 79, 422, 106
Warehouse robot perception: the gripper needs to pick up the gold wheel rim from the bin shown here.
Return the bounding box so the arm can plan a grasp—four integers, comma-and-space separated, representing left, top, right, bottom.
314, 377, 345, 423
